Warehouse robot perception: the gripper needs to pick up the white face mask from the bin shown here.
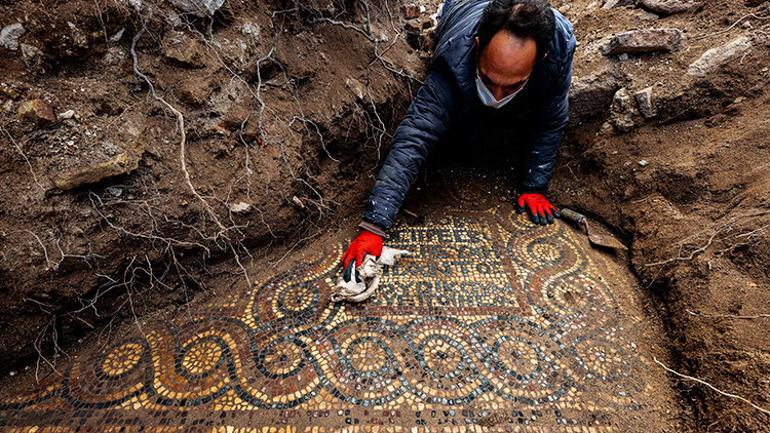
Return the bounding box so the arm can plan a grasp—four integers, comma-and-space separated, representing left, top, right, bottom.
475, 70, 526, 109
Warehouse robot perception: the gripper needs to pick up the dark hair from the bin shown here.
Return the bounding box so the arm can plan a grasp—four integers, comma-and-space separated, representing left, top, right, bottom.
477, 0, 555, 60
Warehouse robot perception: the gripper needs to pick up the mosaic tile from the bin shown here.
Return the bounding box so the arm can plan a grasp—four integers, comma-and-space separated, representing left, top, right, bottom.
0, 205, 676, 431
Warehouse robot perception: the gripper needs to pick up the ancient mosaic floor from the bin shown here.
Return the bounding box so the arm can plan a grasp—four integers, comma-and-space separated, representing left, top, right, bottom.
0, 204, 679, 432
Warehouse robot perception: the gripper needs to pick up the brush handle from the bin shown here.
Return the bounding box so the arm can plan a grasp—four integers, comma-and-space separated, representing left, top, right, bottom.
558, 208, 586, 226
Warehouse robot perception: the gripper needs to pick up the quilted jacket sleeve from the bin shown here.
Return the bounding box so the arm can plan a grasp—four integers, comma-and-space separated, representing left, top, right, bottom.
362, 68, 458, 230
522, 47, 575, 194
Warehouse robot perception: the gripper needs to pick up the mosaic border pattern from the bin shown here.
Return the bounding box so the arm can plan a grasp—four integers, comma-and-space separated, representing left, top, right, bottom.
0, 206, 664, 431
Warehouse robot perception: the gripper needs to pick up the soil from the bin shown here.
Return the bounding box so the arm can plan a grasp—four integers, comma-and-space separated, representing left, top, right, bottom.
0, 0, 421, 371
549, 1, 770, 431
1, 0, 769, 431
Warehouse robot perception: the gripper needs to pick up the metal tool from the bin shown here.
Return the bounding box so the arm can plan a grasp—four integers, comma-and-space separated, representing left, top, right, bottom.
559, 208, 628, 251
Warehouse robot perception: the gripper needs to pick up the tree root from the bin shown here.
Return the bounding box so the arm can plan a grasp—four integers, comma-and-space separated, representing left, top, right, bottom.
654, 356, 770, 416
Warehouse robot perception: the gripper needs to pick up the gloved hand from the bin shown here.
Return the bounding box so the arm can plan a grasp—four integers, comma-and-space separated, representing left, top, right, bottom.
516, 193, 559, 225
341, 229, 383, 273
333, 246, 411, 303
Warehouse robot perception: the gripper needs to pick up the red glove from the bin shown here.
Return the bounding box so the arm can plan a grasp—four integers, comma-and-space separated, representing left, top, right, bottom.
516, 193, 559, 225
341, 230, 383, 269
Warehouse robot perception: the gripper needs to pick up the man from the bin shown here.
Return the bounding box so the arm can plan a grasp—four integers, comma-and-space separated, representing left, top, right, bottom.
341, 0, 575, 270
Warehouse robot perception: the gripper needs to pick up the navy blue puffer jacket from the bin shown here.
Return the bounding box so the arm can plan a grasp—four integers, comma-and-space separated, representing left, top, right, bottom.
363, 0, 576, 230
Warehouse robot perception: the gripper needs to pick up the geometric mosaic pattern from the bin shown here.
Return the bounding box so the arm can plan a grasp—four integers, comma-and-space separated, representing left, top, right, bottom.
0, 204, 676, 432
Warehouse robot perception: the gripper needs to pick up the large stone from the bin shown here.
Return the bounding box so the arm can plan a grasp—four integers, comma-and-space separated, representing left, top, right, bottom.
687, 36, 752, 77
601, 28, 683, 56
168, 0, 224, 17
0, 23, 25, 50
17, 99, 56, 125
52, 141, 145, 190
636, 0, 699, 16
569, 70, 622, 125
162, 31, 205, 68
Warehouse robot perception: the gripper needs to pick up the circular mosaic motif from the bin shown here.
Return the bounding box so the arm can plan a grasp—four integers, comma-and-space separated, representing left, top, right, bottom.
257, 337, 307, 378
101, 342, 144, 377
316, 319, 408, 406
180, 339, 224, 377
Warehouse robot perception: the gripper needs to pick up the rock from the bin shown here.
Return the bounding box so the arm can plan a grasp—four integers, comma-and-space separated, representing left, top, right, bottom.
601, 28, 683, 56
603, 0, 635, 8
401, 3, 421, 19
51, 141, 145, 190
638, 159, 649, 167
0, 82, 23, 100
58, 109, 75, 120
229, 201, 252, 214
568, 70, 622, 125
102, 46, 127, 66
687, 36, 752, 77
345, 77, 366, 100
404, 17, 435, 50
126, 0, 143, 11
404, 19, 422, 34
162, 31, 205, 68
106, 186, 123, 197
177, 76, 217, 106
65, 21, 89, 53
291, 196, 305, 209
636, 0, 699, 16
168, 0, 224, 17
634, 87, 656, 118
20, 43, 44, 70
17, 99, 56, 125
240, 23, 260, 41
608, 88, 639, 133
165, 11, 185, 28
0, 23, 25, 50
613, 87, 635, 109
404, 16, 434, 33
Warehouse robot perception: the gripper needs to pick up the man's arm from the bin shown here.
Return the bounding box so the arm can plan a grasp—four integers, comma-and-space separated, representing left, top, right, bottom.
362, 68, 458, 231
522, 52, 575, 194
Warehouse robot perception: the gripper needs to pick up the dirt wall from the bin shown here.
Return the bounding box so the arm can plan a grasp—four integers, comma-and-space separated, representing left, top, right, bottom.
0, 0, 423, 372
551, 0, 770, 430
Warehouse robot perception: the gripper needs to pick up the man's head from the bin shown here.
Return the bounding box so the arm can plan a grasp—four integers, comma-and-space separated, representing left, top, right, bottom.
475, 0, 555, 101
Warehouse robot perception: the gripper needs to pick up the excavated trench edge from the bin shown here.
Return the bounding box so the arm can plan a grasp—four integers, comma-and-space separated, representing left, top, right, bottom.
0, 175, 688, 431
